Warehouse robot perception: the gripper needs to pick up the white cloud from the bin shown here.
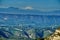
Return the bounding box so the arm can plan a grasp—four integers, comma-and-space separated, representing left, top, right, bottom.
22, 6, 34, 10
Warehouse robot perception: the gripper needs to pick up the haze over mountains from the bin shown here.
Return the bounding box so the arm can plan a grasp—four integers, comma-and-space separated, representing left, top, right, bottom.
0, 7, 60, 15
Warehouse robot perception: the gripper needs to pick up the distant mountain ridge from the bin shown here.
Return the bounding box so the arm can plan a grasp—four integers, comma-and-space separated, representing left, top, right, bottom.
0, 7, 60, 15
0, 7, 42, 15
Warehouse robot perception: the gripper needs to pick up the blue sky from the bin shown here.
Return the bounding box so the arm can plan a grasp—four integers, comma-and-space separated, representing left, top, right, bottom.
0, 0, 60, 11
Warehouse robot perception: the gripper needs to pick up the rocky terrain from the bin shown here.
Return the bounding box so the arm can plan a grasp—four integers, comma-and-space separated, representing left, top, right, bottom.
0, 27, 60, 40
45, 28, 60, 40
